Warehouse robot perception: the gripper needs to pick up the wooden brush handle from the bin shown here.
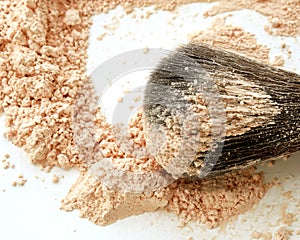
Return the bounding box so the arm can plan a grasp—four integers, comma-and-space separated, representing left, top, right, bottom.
144, 43, 300, 179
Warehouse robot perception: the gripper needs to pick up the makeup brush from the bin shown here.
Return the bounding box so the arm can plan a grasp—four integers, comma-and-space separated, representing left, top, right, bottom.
143, 43, 300, 179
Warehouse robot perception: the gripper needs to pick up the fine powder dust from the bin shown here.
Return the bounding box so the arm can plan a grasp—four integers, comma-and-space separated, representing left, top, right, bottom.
0, 0, 298, 231
189, 18, 271, 64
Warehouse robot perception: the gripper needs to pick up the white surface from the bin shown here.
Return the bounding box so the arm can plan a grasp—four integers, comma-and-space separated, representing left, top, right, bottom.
1, 3, 300, 240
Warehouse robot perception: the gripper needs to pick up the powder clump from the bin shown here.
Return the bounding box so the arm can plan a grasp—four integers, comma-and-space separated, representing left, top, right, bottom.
61, 172, 171, 226
63, 9, 82, 26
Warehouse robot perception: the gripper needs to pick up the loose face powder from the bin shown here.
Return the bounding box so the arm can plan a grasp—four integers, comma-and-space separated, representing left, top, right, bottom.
0, 0, 299, 238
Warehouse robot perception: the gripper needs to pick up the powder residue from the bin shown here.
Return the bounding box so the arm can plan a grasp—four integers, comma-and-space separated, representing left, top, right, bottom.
81, 20, 272, 227
274, 227, 293, 240
12, 174, 27, 187
203, 0, 300, 37
52, 174, 60, 184
272, 56, 285, 67
2, 159, 11, 170
115, 0, 300, 36
86, 0, 300, 37
251, 231, 273, 240
282, 212, 297, 226
189, 18, 270, 64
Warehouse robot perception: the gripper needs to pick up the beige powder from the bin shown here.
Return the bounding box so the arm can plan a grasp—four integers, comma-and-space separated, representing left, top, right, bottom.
0, 0, 88, 169
282, 212, 297, 226
93, 0, 300, 37
274, 227, 293, 240
202, 0, 300, 37
61, 171, 172, 226
62, 108, 269, 228
1, 159, 10, 169
0, 0, 298, 233
52, 174, 60, 184
251, 231, 273, 240
11, 174, 27, 187
189, 18, 270, 63
166, 168, 267, 228
272, 56, 285, 67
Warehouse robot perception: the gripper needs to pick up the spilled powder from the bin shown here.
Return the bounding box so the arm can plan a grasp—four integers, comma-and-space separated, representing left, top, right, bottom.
62, 107, 269, 228
274, 227, 293, 240
0, 0, 295, 172
203, 0, 300, 37
0, 0, 298, 232
12, 174, 27, 187
0, 0, 88, 169
61, 171, 172, 226
1, 159, 11, 170
165, 168, 267, 228
52, 174, 60, 184
251, 225, 294, 239
65, 20, 274, 228
189, 17, 270, 64
281, 204, 297, 227
64, 15, 283, 224
1, 154, 15, 170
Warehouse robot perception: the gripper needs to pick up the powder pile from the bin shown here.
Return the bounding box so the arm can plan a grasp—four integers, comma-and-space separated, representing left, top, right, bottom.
95, 108, 162, 172
165, 168, 267, 228
61, 171, 172, 226
0, 0, 90, 169
0, 0, 298, 232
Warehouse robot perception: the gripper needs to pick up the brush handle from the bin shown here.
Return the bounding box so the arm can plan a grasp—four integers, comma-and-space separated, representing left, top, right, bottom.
144, 43, 300, 179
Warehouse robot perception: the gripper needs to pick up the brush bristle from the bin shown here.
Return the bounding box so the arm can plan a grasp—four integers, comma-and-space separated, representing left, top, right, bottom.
144, 43, 300, 179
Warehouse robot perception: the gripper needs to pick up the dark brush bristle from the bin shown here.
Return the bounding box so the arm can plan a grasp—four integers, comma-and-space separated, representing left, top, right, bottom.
144, 43, 300, 179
